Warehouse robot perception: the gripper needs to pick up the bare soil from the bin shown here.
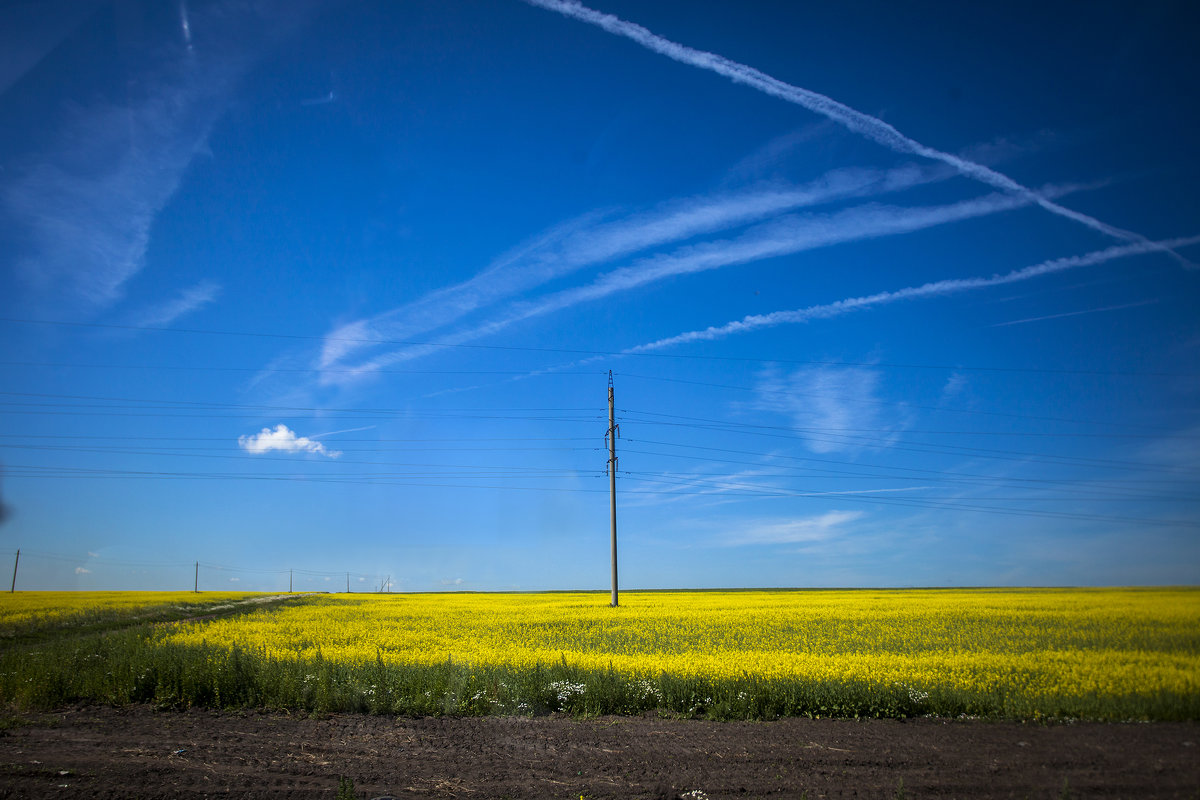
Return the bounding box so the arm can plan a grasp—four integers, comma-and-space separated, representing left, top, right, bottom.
0, 705, 1196, 799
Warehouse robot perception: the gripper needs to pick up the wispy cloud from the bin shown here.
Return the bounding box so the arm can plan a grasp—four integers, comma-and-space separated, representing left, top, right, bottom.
721, 510, 865, 545
238, 425, 341, 458
989, 299, 1158, 327
941, 373, 969, 403
524, 0, 1190, 266
754, 366, 910, 453
625, 466, 785, 506
74, 566, 90, 574
317, 162, 947, 377
630, 234, 1200, 353
335, 185, 1072, 380
2, 1, 312, 312
129, 280, 221, 327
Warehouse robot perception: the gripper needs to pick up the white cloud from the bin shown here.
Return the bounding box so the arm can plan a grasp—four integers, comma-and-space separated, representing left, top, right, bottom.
229, 577, 239, 582
755, 366, 904, 453
74, 566, 90, 574
941, 373, 968, 403
130, 280, 221, 327
237, 425, 341, 458
86, 551, 99, 558
723, 511, 865, 545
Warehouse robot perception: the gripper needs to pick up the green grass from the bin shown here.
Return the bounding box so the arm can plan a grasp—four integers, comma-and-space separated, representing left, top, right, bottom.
2, 625, 1197, 721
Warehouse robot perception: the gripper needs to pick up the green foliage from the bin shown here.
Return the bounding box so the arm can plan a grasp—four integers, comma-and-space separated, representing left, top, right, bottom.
2, 626, 1198, 721
336, 775, 356, 800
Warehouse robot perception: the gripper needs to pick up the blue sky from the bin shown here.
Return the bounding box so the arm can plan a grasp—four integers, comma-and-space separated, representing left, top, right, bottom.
1, 0, 1198, 591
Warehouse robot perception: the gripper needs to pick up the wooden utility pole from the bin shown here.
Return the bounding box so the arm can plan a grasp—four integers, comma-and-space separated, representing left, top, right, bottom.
607, 371, 619, 607
194, 561, 198, 593
289, 569, 293, 593
10, 549, 18, 593
346, 572, 350, 593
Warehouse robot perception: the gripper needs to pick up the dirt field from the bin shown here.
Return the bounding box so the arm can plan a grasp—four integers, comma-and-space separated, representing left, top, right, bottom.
0, 705, 1196, 799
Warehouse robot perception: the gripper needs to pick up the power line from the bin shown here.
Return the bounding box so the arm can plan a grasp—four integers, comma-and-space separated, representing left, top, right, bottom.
621, 470, 1193, 502
622, 442, 1196, 492
3, 316, 1191, 377
0, 434, 596, 443
0, 360, 606, 377
617, 473, 1188, 527
13, 549, 389, 582
618, 412, 1191, 474
618, 376, 1178, 431
0, 391, 600, 414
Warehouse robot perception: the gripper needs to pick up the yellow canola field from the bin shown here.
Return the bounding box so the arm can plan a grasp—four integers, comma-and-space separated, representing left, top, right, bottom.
160, 588, 1200, 701
0, 591, 265, 635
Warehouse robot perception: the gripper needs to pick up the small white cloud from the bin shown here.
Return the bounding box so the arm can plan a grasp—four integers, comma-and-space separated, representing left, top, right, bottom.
132, 280, 221, 327
357, 577, 365, 582
941, 372, 968, 401
756, 366, 904, 453
323, 576, 330, 581
229, 577, 239, 582
238, 425, 340, 457
87, 551, 99, 558
75, 566, 90, 574
725, 511, 865, 546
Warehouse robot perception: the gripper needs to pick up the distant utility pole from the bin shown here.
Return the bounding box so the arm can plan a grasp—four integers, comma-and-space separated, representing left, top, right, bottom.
10, 549, 18, 593
607, 371, 619, 607
347, 572, 350, 593
194, 561, 198, 593
289, 569, 293, 593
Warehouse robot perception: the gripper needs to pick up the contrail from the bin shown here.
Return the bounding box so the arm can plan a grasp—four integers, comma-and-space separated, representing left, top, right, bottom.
629, 234, 1200, 353
317, 162, 945, 372
523, 0, 1191, 267
309, 425, 377, 438
990, 299, 1158, 327
340, 183, 1086, 377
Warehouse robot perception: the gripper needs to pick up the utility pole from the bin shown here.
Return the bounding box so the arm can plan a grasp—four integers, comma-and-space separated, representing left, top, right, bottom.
607, 371, 619, 607
10, 549, 18, 593
289, 569, 293, 593
194, 561, 198, 593
347, 572, 350, 593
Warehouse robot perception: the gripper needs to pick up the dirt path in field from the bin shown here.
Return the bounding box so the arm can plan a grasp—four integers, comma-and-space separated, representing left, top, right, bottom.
0, 706, 1196, 799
